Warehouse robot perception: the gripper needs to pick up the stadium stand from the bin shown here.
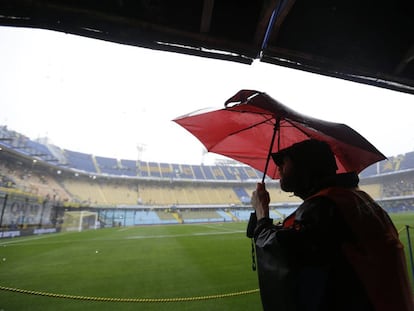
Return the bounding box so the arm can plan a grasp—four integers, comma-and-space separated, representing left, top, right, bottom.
138, 161, 149, 177
400, 152, 414, 171
155, 209, 180, 224
0, 126, 59, 164
179, 209, 224, 223
1, 125, 414, 236
233, 186, 251, 204
64, 150, 97, 173
179, 164, 195, 179
359, 183, 382, 199
148, 162, 162, 178
62, 178, 107, 205
120, 159, 138, 176
232, 210, 253, 221
98, 209, 164, 226
159, 162, 174, 179
192, 165, 205, 179
95, 156, 120, 175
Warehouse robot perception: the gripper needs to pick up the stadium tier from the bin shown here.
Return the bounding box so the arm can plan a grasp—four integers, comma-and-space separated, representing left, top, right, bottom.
1, 125, 413, 180
1, 125, 414, 236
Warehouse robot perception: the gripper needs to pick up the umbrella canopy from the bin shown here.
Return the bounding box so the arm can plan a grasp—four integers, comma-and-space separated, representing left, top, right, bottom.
173, 89, 386, 180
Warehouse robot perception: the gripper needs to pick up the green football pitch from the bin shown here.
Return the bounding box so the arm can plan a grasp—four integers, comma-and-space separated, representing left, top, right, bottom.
1, 214, 414, 311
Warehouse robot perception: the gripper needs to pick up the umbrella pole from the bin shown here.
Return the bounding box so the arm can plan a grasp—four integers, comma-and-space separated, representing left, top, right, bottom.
261, 119, 280, 183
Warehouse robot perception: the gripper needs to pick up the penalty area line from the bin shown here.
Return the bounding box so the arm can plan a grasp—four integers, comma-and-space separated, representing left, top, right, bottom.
126, 230, 244, 240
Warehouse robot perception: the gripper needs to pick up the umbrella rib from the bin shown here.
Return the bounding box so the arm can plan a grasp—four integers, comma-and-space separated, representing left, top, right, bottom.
280, 120, 311, 137
206, 117, 275, 154
226, 117, 275, 137
261, 118, 280, 183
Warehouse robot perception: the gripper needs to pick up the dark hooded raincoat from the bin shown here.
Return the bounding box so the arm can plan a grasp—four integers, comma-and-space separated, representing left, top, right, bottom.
253, 172, 413, 311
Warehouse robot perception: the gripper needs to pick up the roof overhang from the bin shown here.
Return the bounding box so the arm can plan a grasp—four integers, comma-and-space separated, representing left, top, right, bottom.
1, 0, 413, 94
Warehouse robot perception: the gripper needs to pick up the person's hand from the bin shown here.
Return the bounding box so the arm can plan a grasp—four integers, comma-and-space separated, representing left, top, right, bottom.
251, 182, 270, 220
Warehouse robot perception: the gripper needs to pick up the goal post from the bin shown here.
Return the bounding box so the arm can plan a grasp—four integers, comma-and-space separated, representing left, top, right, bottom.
61, 211, 98, 232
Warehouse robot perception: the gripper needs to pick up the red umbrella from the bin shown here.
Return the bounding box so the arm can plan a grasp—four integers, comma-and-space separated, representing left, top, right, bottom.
173, 89, 386, 181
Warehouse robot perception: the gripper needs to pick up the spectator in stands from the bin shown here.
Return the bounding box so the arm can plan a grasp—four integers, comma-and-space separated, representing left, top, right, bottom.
249, 139, 413, 311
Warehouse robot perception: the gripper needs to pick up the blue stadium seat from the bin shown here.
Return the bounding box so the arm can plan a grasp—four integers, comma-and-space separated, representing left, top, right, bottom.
178, 164, 195, 179
220, 166, 238, 180
192, 165, 206, 180
95, 156, 120, 175
159, 163, 174, 178
120, 159, 138, 176
138, 161, 149, 177
233, 187, 250, 204
201, 166, 215, 180
64, 150, 97, 172
148, 162, 162, 177
211, 166, 226, 180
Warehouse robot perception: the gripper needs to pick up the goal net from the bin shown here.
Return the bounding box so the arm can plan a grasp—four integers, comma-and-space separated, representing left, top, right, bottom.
61, 211, 98, 232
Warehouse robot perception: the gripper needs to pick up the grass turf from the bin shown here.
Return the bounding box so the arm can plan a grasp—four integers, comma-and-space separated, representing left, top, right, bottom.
1, 214, 414, 310
0, 222, 260, 311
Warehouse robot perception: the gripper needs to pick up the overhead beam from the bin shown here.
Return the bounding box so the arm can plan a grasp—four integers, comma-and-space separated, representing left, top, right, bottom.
265, 0, 297, 43
200, 0, 214, 33
253, 0, 280, 49
395, 44, 414, 75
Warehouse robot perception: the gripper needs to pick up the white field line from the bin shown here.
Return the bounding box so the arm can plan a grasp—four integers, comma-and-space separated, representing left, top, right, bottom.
197, 223, 241, 232
0, 225, 245, 245
0, 231, 74, 246
126, 230, 244, 240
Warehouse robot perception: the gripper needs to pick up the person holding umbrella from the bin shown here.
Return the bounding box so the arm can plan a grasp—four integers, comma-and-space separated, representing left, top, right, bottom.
174, 89, 412, 310
250, 139, 413, 311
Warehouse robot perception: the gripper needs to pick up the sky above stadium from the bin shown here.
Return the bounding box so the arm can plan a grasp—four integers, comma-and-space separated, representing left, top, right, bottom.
0, 26, 413, 165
